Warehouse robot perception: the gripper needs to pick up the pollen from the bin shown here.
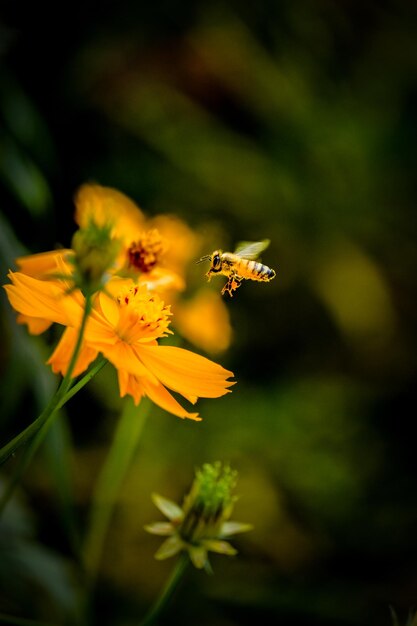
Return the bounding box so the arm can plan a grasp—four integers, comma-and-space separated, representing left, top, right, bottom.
127, 229, 166, 273
116, 284, 173, 342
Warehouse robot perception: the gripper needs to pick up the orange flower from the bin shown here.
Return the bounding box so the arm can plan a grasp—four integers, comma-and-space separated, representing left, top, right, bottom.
4, 183, 235, 419
4, 273, 234, 420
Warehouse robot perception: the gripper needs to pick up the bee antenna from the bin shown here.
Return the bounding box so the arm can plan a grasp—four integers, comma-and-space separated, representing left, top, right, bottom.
196, 255, 211, 264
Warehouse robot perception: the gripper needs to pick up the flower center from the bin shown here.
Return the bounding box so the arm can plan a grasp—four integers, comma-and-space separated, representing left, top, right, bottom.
127, 229, 166, 273
116, 284, 172, 342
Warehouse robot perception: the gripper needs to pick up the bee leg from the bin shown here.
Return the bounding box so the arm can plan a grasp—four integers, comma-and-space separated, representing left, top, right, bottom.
221, 279, 233, 296
205, 270, 212, 282
221, 275, 242, 297
231, 275, 242, 293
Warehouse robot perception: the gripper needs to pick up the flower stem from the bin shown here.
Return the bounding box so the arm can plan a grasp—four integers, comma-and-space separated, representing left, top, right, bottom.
80, 397, 151, 622
0, 295, 100, 514
0, 354, 107, 467
139, 554, 189, 626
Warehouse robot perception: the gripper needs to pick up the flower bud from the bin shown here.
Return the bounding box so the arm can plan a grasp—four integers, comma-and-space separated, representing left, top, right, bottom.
146, 462, 253, 572
71, 221, 120, 294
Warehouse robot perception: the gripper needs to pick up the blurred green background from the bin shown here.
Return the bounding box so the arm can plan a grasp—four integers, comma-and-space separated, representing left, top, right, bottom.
1, 1, 417, 625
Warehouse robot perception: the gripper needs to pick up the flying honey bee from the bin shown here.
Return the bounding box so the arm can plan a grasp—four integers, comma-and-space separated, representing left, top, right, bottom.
197, 239, 276, 296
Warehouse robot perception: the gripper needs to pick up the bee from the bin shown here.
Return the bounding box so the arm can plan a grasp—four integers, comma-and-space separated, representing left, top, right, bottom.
197, 239, 276, 296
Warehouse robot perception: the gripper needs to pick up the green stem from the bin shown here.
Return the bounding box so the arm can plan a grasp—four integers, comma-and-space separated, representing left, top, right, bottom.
0, 356, 108, 515
0, 297, 93, 466
83, 397, 151, 579
0, 296, 99, 514
139, 554, 189, 626
79, 397, 151, 623
57, 355, 107, 408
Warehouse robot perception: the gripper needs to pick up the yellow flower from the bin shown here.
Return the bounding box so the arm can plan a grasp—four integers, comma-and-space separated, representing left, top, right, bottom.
145, 462, 252, 572
4, 273, 234, 420
4, 183, 235, 419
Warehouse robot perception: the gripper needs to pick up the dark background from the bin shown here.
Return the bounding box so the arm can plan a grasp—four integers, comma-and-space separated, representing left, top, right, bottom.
1, 1, 417, 625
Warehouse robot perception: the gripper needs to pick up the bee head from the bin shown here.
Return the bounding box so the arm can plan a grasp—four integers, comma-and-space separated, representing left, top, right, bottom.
196, 250, 222, 270
211, 251, 222, 270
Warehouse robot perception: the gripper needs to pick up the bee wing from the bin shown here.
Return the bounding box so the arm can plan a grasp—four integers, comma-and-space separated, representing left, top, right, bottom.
233, 239, 271, 259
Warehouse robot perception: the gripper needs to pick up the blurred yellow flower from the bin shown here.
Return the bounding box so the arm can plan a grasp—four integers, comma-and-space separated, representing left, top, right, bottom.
174, 288, 232, 354
74, 183, 199, 294
4, 273, 234, 420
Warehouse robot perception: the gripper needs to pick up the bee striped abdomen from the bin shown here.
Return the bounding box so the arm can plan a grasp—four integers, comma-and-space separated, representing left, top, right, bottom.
238, 260, 275, 282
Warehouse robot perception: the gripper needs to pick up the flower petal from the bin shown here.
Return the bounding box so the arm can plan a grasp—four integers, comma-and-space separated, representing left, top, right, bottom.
220, 521, 254, 537
47, 327, 99, 376
97, 290, 120, 327
174, 288, 232, 354
140, 267, 185, 294
151, 494, 184, 522
140, 376, 201, 420
144, 522, 175, 536
117, 369, 145, 405
136, 345, 235, 399
74, 183, 145, 242
4, 272, 82, 327
102, 342, 156, 380
154, 535, 184, 560
16, 313, 52, 335
201, 539, 237, 556
188, 545, 209, 570
16, 249, 73, 277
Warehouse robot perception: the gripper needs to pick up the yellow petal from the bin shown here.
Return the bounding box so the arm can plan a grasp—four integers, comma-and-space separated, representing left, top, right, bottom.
140, 375, 201, 421
174, 288, 232, 354
74, 184, 145, 243
150, 214, 201, 273
102, 342, 156, 380
16, 314, 52, 335
144, 522, 175, 536
82, 312, 120, 346
188, 545, 208, 569
220, 521, 254, 537
16, 249, 73, 277
139, 267, 185, 294
97, 290, 120, 327
137, 344, 235, 399
47, 327, 98, 376
4, 272, 82, 327
117, 369, 145, 405
201, 539, 237, 556
154, 536, 184, 560
151, 494, 184, 521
